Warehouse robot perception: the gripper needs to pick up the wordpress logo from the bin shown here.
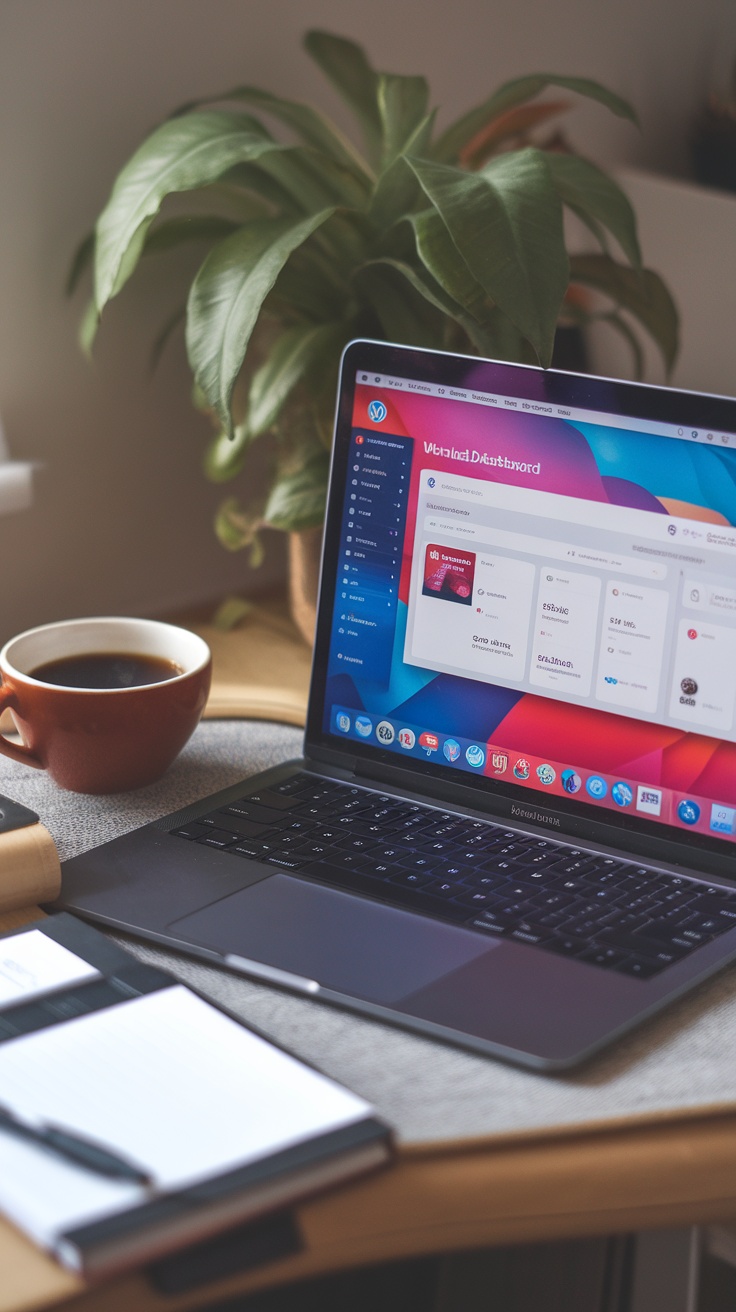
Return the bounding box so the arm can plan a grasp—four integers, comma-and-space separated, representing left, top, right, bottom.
368, 400, 387, 423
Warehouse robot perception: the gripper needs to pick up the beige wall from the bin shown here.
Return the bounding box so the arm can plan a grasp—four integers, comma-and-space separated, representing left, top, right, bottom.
1, 0, 734, 642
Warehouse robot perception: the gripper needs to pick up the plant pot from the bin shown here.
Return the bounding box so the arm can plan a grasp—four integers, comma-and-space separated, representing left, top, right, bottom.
288, 527, 323, 647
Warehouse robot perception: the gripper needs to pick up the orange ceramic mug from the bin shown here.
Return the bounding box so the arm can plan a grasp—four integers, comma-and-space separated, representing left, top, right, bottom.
0, 617, 211, 793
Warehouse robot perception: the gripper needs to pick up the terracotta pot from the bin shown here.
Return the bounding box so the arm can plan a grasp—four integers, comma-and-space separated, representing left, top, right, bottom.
288, 527, 323, 647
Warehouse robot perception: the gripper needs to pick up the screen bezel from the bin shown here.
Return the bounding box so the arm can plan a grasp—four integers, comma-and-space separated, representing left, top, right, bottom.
305, 339, 736, 876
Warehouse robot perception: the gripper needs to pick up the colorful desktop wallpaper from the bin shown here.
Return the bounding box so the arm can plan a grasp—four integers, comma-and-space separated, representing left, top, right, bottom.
324, 383, 736, 828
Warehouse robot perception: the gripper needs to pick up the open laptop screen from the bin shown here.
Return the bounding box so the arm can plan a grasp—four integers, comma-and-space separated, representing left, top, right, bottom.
310, 341, 736, 856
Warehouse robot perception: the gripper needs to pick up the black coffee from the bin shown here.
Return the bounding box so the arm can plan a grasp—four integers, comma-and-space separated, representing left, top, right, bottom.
30, 652, 183, 689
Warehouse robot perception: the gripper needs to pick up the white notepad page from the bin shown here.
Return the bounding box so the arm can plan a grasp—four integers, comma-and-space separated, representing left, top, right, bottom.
0, 930, 99, 1009
0, 983, 372, 1246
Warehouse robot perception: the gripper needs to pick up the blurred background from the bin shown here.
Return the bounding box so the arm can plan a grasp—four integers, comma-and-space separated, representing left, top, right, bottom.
1, 0, 735, 642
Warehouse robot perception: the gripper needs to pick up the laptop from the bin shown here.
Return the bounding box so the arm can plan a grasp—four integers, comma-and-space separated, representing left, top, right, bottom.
55, 339, 736, 1070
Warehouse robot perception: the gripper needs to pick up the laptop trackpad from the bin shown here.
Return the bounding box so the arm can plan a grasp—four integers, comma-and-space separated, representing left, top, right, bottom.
168, 874, 494, 1005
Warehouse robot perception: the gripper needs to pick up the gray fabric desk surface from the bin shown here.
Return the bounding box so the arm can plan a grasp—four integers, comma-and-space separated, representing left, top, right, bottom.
3, 718, 736, 1151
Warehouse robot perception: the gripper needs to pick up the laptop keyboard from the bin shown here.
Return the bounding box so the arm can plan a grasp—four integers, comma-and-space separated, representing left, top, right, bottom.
170, 773, 736, 980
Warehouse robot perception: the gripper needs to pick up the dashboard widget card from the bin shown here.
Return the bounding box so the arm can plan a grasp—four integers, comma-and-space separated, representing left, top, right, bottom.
668, 618, 736, 735
595, 581, 669, 714
530, 568, 601, 697
422, 545, 475, 605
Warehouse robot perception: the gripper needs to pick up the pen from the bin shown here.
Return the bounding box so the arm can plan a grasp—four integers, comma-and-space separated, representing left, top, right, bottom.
0, 1105, 152, 1185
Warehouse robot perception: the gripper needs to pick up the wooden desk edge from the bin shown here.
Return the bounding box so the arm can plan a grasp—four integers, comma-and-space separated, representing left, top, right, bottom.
4, 1109, 736, 1312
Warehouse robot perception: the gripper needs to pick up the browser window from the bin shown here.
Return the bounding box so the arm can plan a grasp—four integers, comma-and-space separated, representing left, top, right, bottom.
322, 363, 736, 845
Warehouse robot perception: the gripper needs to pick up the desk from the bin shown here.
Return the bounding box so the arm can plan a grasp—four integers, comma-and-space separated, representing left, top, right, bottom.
2, 617, 736, 1312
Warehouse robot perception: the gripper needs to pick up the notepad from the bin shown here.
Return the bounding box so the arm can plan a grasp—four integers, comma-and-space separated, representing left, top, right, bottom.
0, 930, 99, 1009
0, 918, 392, 1278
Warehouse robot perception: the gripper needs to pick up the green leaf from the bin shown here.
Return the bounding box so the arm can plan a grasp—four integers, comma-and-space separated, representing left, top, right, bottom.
186, 209, 336, 437
377, 73, 430, 166
66, 232, 94, 296
483, 307, 539, 364
304, 30, 381, 162
368, 111, 435, 229
78, 297, 99, 358
356, 257, 498, 357
256, 143, 368, 211
352, 260, 445, 349
408, 149, 568, 365
215, 495, 263, 552
262, 447, 330, 532
268, 251, 346, 320
247, 321, 345, 436
179, 85, 374, 186
408, 207, 488, 322
210, 163, 303, 214
204, 425, 251, 482
434, 74, 639, 164
94, 111, 284, 311
212, 595, 256, 630
546, 154, 640, 267
144, 215, 243, 255
569, 253, 679, 374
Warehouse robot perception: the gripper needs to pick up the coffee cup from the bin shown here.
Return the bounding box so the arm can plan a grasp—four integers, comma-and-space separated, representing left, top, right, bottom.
0, 617, 211, 793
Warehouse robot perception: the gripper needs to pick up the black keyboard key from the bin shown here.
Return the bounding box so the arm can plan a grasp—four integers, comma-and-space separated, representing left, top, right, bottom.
537, 911, 572, 928
196, 828, 242, 849
270, 775, 313, 795
470, 917, 512, 937
455, 889, 500, 910
691, 917, 727, 935
509, 924, 553, 947
526, 851, 564, 869
264, 853, 308, 871
224, 802, 290, 826
241, 789, 303, 811
389, 870, 434, 889
557, 858, 600, 877
443, 865, 471, 879
399, 854, 442, 872
230, 842, 267, 858
172, 823, 211, 841
542, 935, 588, 957
535, 891, 579, 911
216, 812, 270, 837
689, 895, 736, 923
367, 862, 396, 877
322, 849, 373, 870
604, 929, 694, 960
482, 858, 523, 875
425, 879, 466, 898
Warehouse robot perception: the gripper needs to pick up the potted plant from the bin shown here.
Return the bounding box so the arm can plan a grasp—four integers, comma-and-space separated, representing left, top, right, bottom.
71, 30, 677, 639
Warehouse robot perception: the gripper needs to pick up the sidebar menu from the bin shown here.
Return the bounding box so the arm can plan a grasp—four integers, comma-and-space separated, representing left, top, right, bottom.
331, 430, 412, 685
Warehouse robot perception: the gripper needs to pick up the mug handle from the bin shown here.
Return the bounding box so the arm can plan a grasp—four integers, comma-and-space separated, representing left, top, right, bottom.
0, 683, 43, 769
